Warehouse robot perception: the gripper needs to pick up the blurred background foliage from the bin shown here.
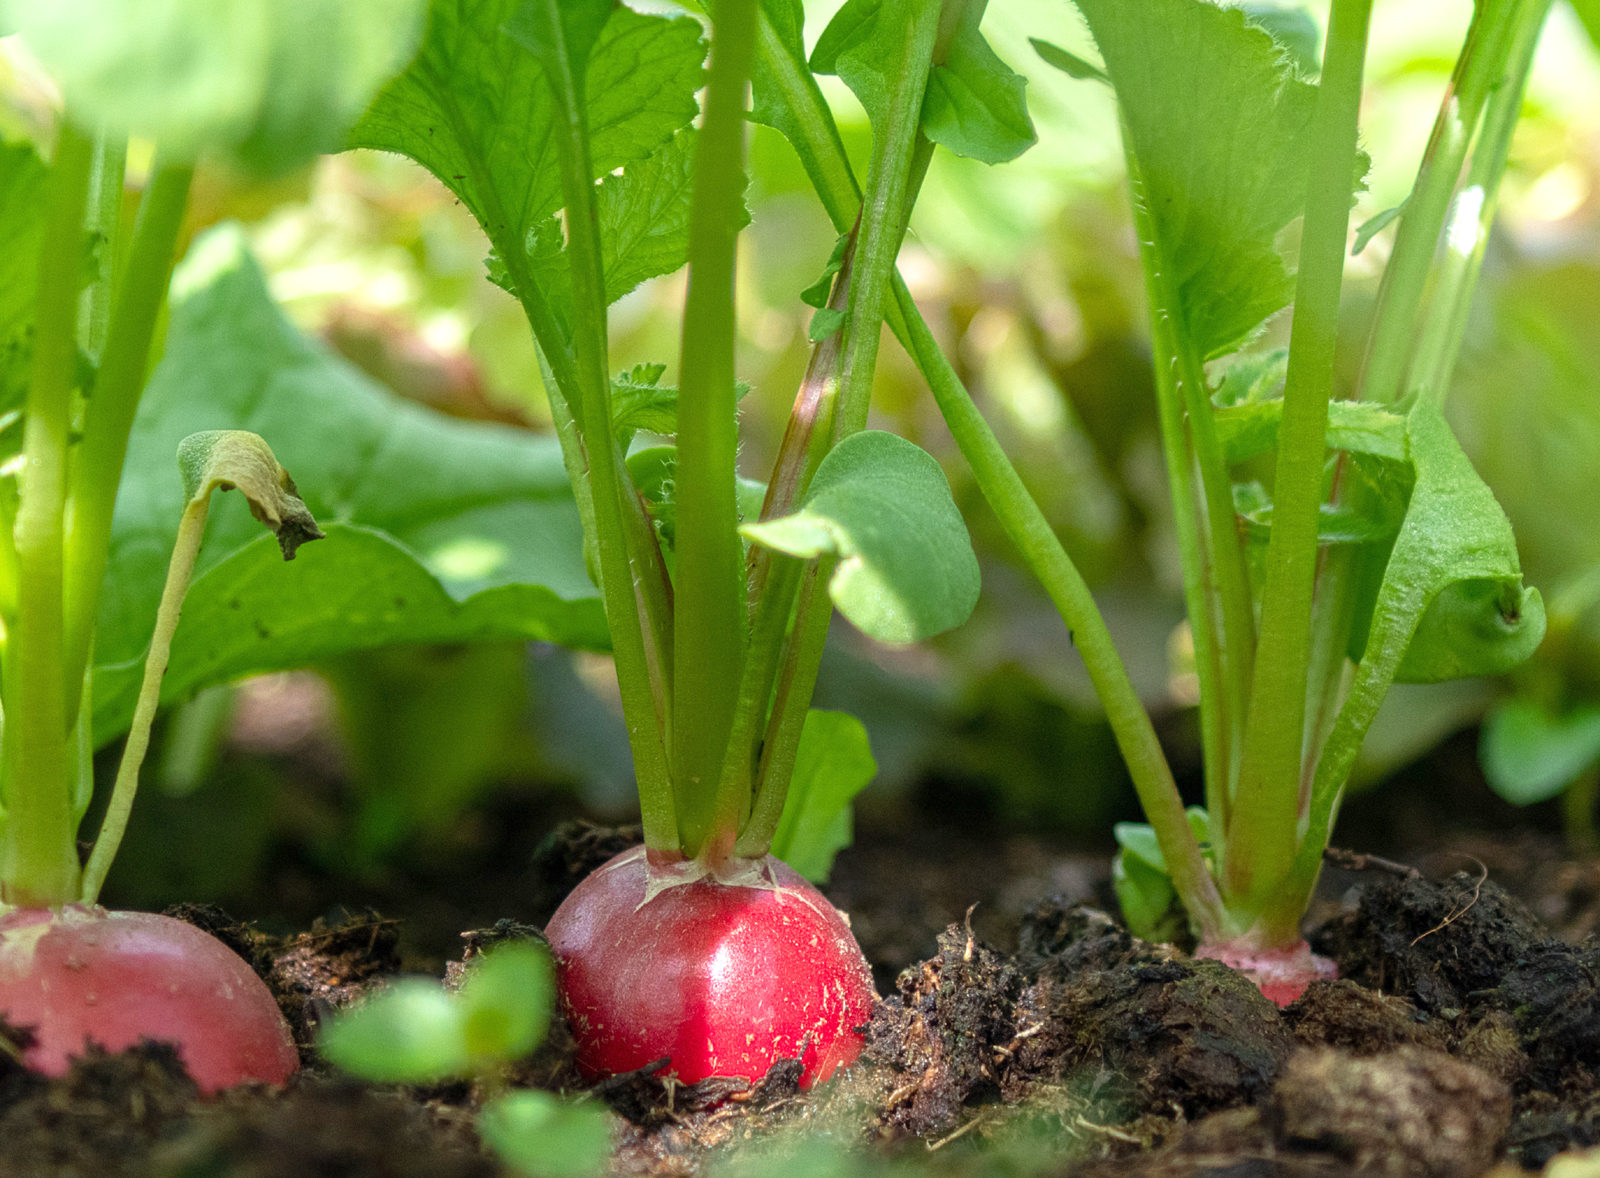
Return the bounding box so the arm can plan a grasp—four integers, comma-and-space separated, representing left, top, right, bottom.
3, 0, 1600, 917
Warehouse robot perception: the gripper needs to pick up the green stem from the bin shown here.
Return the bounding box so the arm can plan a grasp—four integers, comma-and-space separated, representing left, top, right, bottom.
1407, 0, 1552, 410
529, 0, 676, 851
1126, 143, 1230, 834
80, 133, 126, 360
894, 274, 1224, 937
673, 0, 759, 861
0, 125, 93, 908
79, 494, 210, 903
1358, 0, 1519, 406
738, 559, 836, 857
1224, 0, 1373, 920
833, 0, 940, 437
62, 162, 194, 717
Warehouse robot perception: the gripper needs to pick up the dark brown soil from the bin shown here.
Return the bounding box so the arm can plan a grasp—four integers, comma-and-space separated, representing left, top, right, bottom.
18, 824, 1600, 1176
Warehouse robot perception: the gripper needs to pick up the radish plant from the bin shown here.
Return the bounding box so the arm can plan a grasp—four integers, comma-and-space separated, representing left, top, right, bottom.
345, 0, 1000, 1085
0, 0, 441, 1090
736, 0, 1552, 1003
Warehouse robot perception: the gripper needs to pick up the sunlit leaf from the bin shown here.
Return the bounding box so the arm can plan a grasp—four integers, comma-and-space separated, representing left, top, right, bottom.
1073, 0, 1336, 360
921, 4, 1036, 165
742, 431, 980, 643
772, 710, 877, 883
351, 0, 704, 275
1216, 398, 1408, 465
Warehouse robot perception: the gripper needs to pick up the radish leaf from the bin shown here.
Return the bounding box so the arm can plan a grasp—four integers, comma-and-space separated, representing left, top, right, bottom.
321, 980, 469, 1082
4, 0, 423, 173
921, 2, 1035, 165
742, 431, 980, 644
478, 1091, 612, 1178
772, 710, 876, 883
351, 0, 704, 270
1072, 0, 1327, 360
92, 227, 603, 745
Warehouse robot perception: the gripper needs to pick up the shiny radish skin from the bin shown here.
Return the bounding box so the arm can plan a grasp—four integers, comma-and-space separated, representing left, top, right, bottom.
0, 906, 299, 1093
546, 848, 877, 1086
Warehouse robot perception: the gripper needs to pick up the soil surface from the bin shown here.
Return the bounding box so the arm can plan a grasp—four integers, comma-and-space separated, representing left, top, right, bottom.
14, 815, 1600, 1176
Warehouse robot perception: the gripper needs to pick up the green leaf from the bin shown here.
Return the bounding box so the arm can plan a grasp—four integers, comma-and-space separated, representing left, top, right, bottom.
351, 0, 704, 274
1317, 405, 1545, 789
742, 431, 979, 644
1113, 808, 1211, 873
478, 1091, 612, 1178
1029, 37, 1107, 84
1352, 201, 1405, 257
771, 710, 877, 883
1234, 480, 1403, 547
517, 131, 747, 328
1216, 399, 1409, 465
810, 0, 912, 129
1395, 575, 1548, 684
320, 979, 469, 1083
1211, 348, 1287, 408
921, 5, 1036, 165
93, 227, 603, 746
807, 307, 846, 342
6, 0, 424, 173
1241, 3, 1320, 77
1481, 698, 1600, 807
1075, 0, 1333, 359
801, 235, 850, 310
1112, 848, 1181, 942
458, 941, 552, 1063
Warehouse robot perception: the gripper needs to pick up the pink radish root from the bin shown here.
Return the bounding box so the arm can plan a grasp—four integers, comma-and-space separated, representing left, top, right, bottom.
1194, 938, 1337, 1007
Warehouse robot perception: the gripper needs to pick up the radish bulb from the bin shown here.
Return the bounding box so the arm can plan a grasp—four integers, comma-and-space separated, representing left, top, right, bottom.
0, 906, 298, 1093
545, 847, 876, 1086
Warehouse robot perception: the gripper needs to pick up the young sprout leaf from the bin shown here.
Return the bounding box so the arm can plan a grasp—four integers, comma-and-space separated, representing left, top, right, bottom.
352, 0, 704, 273
1396, 576, 1549, 683
808, 307, 846, 342
458, 941, 552, 1063
1112, 808, 1210, 940
801, 235, 851, 309
320, 980, 470, 1083
176, 431, 324, 559
1029, 37, 1107, 84
5, 0, 424, 174
771, 710, 877, 883
477, 1091, 612, 1178
1210, 348, 1288, 408
742, 431, 979, 644
93, 228, 603, 746
1075, 0, 1338, 359
1481, 699, 1600, 807
922, 4, 1036, 165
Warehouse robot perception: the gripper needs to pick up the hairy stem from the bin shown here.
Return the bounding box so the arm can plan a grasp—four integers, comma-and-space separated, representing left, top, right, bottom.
675, 0, 759, 860
0, 125, 93, 907
1224, 0, 1373, 923
79, 494, 210, 903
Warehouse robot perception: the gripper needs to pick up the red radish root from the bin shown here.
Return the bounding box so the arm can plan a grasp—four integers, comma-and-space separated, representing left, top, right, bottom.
546, 847, 876, 1086
1195, 938, 1337, 1007
0, 906, 299, 1092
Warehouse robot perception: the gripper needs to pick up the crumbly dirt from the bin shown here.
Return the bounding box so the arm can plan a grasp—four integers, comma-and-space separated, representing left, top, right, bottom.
24, 828, 1600, 1176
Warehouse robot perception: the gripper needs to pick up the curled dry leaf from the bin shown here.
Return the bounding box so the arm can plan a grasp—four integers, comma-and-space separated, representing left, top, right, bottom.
176, 429, 324, 559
